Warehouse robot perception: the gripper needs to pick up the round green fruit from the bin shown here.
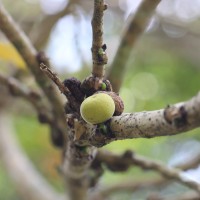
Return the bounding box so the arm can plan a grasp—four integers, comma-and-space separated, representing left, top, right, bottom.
80, 93, 115, 124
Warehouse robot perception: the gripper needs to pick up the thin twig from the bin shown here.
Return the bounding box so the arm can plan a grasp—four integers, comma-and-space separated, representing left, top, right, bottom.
96, 150, 200, 194
40, 64, 80, 113
106, 0, 161, 92
40, 63, 69, 97
91, 0, 108, 78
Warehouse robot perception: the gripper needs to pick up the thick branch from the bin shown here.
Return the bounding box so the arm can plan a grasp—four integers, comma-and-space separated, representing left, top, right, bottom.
96, 151, 200, 193
91, 0, 108, 78
0, 3, 66, 142
62, 141, 97, 200
0, 115, 65, 200
106, 0, 161, 92
74, 92, 200, 147
109, 92, 200, 141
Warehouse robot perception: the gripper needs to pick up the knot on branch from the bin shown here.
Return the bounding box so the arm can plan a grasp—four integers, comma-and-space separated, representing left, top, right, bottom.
36, 51, 50, 66
81, 75, 112, 96
164, 105, 188, 128
63, 77, 84, 102
96, 44, 108, 64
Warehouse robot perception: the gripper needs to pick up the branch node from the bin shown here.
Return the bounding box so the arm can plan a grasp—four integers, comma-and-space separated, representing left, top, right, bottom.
103, 4, 108, 10
164, 105, 188, 128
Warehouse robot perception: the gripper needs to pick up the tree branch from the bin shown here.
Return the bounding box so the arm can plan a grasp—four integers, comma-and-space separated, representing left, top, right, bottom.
92, 151, 200, 199
96, 150, 200, 194
40, 64, 80, 113
0, 73, 53, 124
62, 141, 97, 200
92, 179, 168, 200
106, 0, 161, 92
76, 91, 200, 147
0, 3, 66, 145
0, 115, 65, 200
91, 0, 108, 78
30, 0, 80, 49
148, 191, 200, 200
109, 92, 200, 141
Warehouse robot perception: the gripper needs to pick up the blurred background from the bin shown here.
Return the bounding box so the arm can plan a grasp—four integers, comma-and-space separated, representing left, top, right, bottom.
1, 0, 200, 199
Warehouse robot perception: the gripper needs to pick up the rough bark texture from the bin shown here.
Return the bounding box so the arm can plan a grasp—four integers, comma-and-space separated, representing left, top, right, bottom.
110, 92, 200, 140
72, 91, 200, 147
62, 139, 97, 200
91, 0, 108, 78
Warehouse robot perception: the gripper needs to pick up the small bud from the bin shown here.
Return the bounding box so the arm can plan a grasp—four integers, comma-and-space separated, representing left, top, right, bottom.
81, 76, 112, 96
98, 48, 104, 55
98, 123, 108, 134
101, 82, 107, 90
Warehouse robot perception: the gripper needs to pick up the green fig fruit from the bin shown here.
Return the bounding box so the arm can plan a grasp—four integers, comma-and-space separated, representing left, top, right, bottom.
80, 93, 115, 124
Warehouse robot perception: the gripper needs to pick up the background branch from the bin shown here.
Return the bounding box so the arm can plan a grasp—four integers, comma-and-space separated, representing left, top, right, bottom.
106, 0, 161, 92
30, 0, 80, 49
92, 151, 200, 199
96, 150, 200, 194
75, 91, 200, 147
0, 114, 65, 200
0, 3, 66, 146
147, 191, 200, 200
0, 73, 53, 123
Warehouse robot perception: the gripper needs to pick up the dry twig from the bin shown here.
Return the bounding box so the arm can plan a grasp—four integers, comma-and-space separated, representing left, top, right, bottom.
40, 64, 80, 113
